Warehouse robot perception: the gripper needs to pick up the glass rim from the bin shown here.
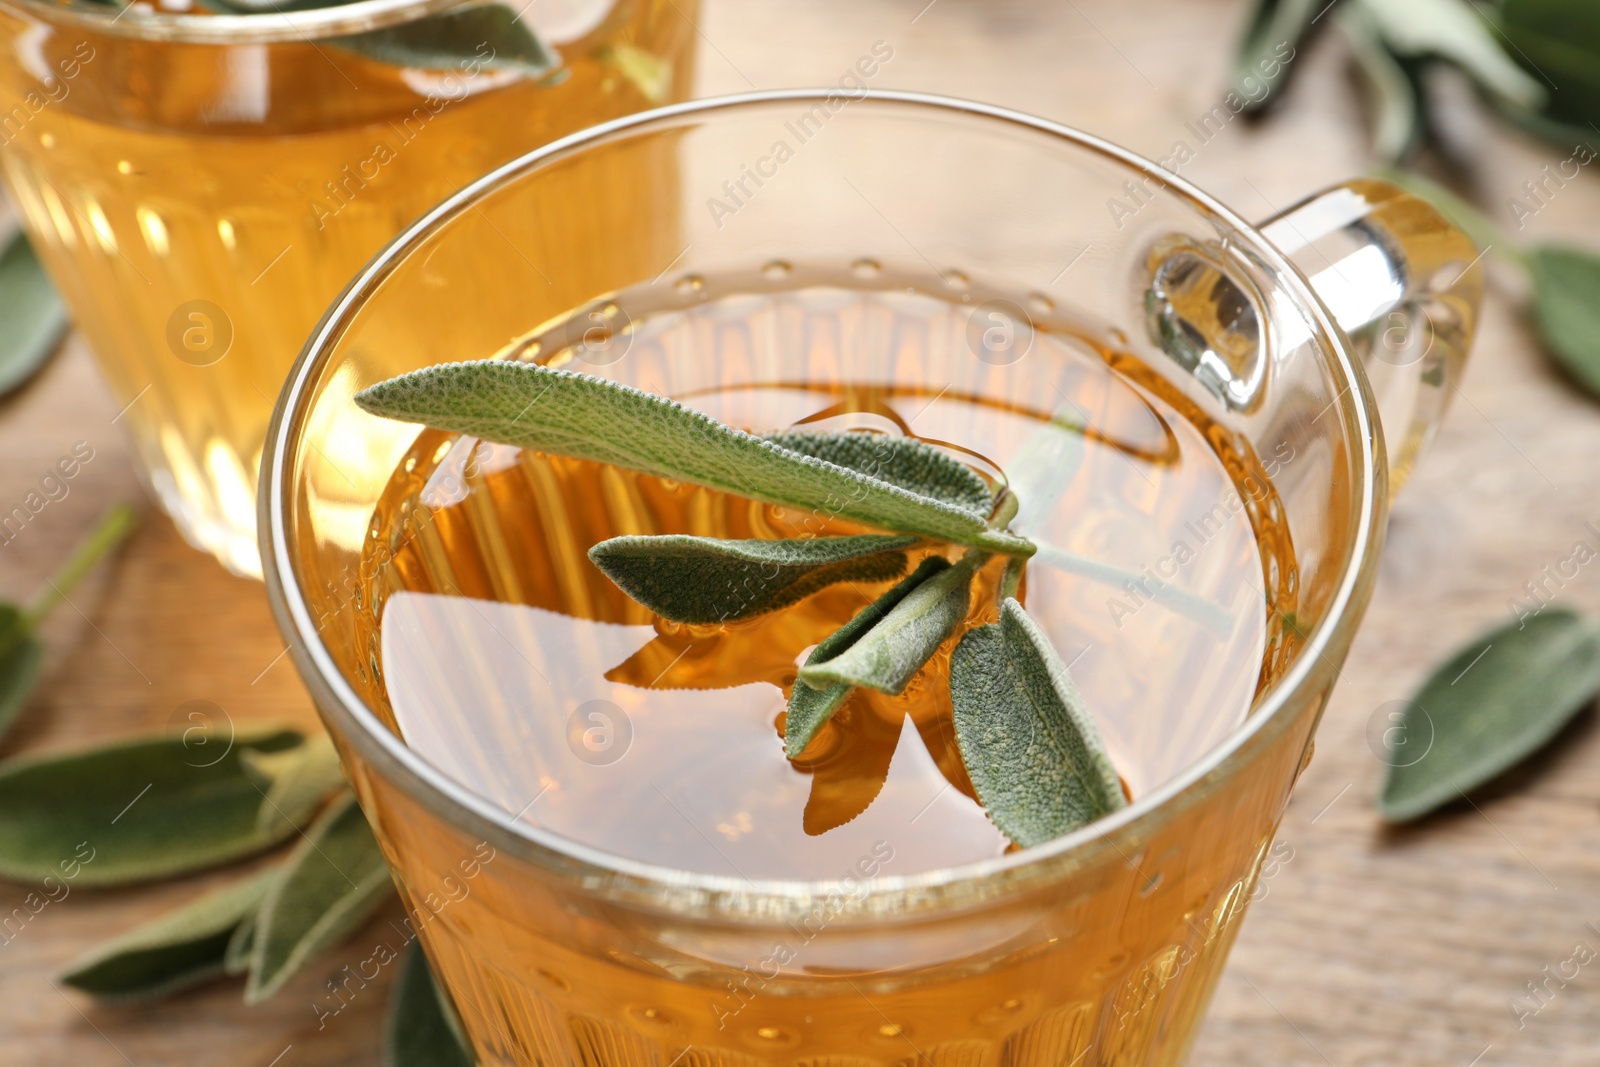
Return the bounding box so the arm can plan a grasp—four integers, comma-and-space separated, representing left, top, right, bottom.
0, 0, 473, 44
261, 89, 1385, 912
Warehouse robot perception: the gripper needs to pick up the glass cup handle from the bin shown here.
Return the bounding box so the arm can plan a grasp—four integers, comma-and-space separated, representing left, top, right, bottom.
1258, 178, 1484, 495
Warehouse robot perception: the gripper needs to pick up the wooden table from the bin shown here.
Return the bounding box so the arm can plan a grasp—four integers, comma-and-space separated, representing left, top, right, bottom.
5, 0, 1599, 1063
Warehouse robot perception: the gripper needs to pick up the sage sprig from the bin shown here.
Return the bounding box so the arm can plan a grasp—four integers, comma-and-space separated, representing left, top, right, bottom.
358, 361, 1122, 847
1379, 608, 1600, 822
0, 503, 137, 743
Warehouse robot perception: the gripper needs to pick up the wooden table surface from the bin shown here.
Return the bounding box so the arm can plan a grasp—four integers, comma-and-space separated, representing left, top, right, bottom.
5, 1, 1600, 1063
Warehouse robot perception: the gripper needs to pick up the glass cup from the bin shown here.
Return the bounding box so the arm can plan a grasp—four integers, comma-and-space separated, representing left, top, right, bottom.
0, 0, 697, 576
261, 92, 1480, 1065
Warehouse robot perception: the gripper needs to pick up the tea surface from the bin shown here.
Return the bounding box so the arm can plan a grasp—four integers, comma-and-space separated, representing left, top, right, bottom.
358, 271, 1296, 879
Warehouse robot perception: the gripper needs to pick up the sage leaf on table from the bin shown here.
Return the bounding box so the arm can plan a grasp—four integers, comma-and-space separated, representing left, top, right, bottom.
246, 792, 395, 1003
241, 733, 348, 836
1379, 608, 1600, 822
786, 556, 952, 755
0, 229, 67, 397
0, 504, 136, 742
1527, 247, 1600, 399
1495, 0, 1600, 136
589, 534, 916, 624
1353, 0, 1545, 111
354, 363, 1030, 556
1339, 4, 1428, 162
1231, 0, 1322, 112
797, 551, 982, 697
224, 908, 260, 976
59, 869, 277, 1002
951, 598, 1127, 846
0, 725, 307, 886
386, 945, 474, 1067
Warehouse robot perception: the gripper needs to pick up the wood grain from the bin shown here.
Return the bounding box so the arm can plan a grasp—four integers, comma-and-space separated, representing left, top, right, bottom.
4, 0, 1600, 1063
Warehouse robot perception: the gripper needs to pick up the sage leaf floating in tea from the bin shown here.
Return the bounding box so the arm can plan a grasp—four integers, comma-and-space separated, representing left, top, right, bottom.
0, 229, 67, 398
331, 5, 557, 77
0, 504, 137, 743
354, 363, 1032, 555
386, 944, 474, 1067
59, 869, 278, 1002
1527, 247, 1600, 400
763, 431, 995, 515
951, 598, 1127, 846
241, 733, 348, 836
799, 552, 982, 697
0, 725, 306, 886
786, 556, 953, 755
1379, 608, 1600, 822
246, 792, 396, 1003
589, 533, 916, 625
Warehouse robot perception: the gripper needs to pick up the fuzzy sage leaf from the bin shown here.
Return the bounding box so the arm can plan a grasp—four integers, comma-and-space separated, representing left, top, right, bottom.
798, 552, 980, 696
246, 792, 395, 1003
331, 5, 556, 77
763, 431, 993, 514
1379, 608, 1600, 822
0, 726, 306, 886
786, 556, 953, 755
589, 533, 915, 624
951, 598, 1126, 846
59, 869, 277, 1002
1528, 246, 1600, 399
242, 733, 348, 836
354, 362, 1032, 556
386, 945, 474, 1067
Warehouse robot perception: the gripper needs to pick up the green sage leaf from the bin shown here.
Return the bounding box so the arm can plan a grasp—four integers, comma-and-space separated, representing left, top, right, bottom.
333, 5, 556, 77
224, 908, 259, 976
1528, 246, 1600, 399
246, 792, 395, 1003
241, 733, 348, 836
386, 945, 474, 1067
1231, 0, 1321, 112
1340, 5, 1428, 162
1356, 0, 1544, 111
589, 533, 915, 625
0, 727, 306, 886
950, 598, 1126, 847
0, 605, 43, 743
354, 363, 1032, 556
1496, 0, 1600, 132
798, 552, 979, 696
58, 869, 277, 1002
0, 229, 67, 398
1379, 608, 1600, 822
786, 556, 953, 756
763, 431, 993, 515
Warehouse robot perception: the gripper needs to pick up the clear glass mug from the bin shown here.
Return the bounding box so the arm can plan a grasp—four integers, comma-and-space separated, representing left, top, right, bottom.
0, 0, 697, 575
261, 92, 1479, 1065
